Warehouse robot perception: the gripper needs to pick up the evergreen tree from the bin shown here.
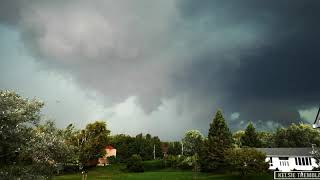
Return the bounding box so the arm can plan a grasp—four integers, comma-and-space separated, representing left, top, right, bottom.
241, 122, 261, 147
199, 109, 233, 172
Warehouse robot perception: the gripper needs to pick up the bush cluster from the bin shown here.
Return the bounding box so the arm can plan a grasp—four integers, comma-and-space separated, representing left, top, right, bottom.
143, 160, 165, 171
107, 156, 119, 164
225, 148, 269, 176
164, 155, 199, 171
126, 154, 144, 172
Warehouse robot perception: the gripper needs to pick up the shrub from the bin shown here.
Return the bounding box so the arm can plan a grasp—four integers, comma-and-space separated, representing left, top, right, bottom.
107, 156, 119, 164
177, 156, 193, 170
177, 155, 199, 171
143, 160, 165, 171
165, 155, 179, 168
126, 154, 144, 172
164, 155, 199, 171
225, 148, 269, 176
62, 163, 79, 173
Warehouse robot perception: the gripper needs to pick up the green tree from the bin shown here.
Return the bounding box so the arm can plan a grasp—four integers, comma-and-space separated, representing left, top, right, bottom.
233, 130, 245, 148
225, 148, 269, 176
144, 134, 154, 160
168, 141, 182, 156
131, 133, 155, 160
110, 134, 162, 162
274, 123, 320, 147
152, 136, 162, 158
78, 121, 110, 165
110, 134, 135, 162
241, 122, 261, 147
199, 109, 233, 172
258, 131, 275, 148
182, 130, 204, 156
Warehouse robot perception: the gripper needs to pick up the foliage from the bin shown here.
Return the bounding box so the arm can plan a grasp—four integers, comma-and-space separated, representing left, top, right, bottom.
60, 124, 81, 164
61, 163, 79, 174
55, 164, 273, 180
110, 134, 135, 162
165, 155, 180, 168
168, 141, 182, 156
225, 148, 269, 176
0, 90, 58, 178
233, 130, 245, 148
143, 160, 165, 171
77, 121, 110, 165
153, 136, 163, 158
182, 130, 204, 156
0, 90, 44, 165
199, 110, 233, 172
0, 164, 58, 179
164, 155, 199, 171
28, 121, 75, 164
0, 91, 77, 178
274, 123, 320, 147
241, 122, 261, 147
13, 121, 76, 178
126, 154, 144, 172
110, 134, 162, 162
134, 133, 153, 160
107, 156, 119, 164
178, 155, 200, 171
258, 131, 275, 148
234, 128, 274, 148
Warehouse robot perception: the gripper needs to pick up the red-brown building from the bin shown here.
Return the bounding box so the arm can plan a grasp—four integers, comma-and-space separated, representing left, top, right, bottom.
98, 146, 117, 166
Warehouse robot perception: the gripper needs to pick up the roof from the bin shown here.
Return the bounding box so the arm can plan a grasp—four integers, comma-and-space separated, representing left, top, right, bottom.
106, 146, 115, 150
256, 148, 314, 157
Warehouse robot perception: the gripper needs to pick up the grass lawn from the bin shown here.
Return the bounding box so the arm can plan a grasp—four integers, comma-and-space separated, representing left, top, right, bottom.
54, 164, 273, 180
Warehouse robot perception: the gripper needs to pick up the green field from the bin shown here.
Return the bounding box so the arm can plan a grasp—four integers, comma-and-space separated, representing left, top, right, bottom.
54, 164, 273, 180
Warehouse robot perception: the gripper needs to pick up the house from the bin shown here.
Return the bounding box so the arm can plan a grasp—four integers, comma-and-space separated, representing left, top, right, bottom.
257, 148, 318, 171
98, 146, 117, 166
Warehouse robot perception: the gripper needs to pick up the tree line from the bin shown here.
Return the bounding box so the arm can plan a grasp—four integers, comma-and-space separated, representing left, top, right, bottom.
1, 90, 320, 178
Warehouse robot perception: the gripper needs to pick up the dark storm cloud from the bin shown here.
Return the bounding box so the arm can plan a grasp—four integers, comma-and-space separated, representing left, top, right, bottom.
1, 0, 320, 137
174, 0, 320, 125
227, 38, 320, 125
0, 0, 22, 26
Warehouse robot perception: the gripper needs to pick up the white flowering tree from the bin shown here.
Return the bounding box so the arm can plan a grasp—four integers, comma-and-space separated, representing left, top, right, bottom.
20, 121, 77, 178
0, 90, 43, 177
0, 90, 43, 162
0, 90, 77, 178
182, 130, 204, 156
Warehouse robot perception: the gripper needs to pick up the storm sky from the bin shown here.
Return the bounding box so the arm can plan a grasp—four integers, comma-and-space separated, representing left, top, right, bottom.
1, 0, 319, 140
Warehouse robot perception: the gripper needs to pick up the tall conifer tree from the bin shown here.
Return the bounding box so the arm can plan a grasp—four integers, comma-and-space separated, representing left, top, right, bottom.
199, 109, 232, 172
241, 122, 261, 147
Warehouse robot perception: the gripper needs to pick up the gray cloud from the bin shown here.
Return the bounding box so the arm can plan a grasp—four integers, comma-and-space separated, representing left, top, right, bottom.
174, 0, 320, 126
1, 0, 320, 139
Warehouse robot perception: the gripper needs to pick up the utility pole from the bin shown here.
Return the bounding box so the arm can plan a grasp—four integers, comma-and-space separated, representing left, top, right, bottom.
153, 144, 156, 160
181, 142, 184, 156
313, 107, 320, 128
